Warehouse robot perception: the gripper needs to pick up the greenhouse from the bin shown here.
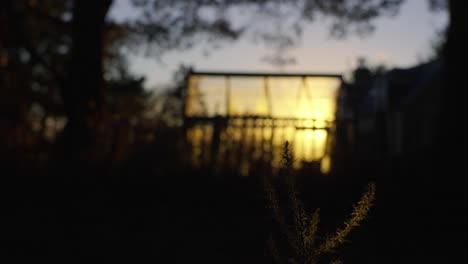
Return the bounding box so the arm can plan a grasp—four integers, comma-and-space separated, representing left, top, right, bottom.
183, 71, 343, 175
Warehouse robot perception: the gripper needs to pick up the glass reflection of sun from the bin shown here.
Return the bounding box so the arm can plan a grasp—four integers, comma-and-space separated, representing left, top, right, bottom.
186, 75, 339, 175
294, 95, 331, 151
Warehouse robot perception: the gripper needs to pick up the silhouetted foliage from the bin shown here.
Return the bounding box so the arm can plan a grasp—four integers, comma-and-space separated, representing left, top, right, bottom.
264, 142, 376, 264
126, 0, 406, 58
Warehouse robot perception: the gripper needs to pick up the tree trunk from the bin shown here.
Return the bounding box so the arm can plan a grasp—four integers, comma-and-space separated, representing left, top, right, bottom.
57, 0, 112, 161
432, 0, 468, 259
441, 0, 468, 185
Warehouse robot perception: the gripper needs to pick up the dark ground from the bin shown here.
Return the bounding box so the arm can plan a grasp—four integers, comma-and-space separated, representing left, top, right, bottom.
1, 138, 464, 263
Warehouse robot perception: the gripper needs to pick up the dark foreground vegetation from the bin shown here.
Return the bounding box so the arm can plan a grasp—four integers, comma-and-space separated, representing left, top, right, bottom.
1, 125, 381, 263
2, 123, 461, 264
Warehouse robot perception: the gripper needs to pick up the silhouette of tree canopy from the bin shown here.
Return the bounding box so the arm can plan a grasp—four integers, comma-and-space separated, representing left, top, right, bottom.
126, 0, 404, 58
0, 1, 147, 154
0, 1, 146, 117
1, 1, 70, 121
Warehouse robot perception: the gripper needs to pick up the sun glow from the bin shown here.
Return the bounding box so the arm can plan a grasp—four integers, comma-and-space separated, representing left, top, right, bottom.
185, 74, 340, 175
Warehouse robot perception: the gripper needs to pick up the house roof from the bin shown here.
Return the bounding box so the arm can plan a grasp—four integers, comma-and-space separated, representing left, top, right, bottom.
188, 70, 342, 79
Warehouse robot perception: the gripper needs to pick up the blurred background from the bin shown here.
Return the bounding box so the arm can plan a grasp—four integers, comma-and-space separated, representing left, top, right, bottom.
2, 0, 465, 263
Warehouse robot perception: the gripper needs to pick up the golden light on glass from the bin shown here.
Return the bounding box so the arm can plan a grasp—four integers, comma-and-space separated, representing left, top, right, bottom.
185, 75, 340, 175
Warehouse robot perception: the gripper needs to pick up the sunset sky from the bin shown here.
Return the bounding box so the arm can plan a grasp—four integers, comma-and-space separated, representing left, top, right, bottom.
109, 0, 448, 91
